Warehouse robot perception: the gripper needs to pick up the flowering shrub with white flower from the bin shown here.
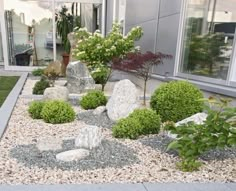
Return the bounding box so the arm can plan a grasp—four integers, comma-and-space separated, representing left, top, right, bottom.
72, 23, 143, 90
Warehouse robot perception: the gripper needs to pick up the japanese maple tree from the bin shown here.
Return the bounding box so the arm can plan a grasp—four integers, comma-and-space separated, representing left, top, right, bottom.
112, 51, 172, 105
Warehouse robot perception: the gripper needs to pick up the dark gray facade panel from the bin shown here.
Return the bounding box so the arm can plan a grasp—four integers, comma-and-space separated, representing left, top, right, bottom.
125, 0, 159, 26
106, 0, 114, 35
154, 13, 181, 76
125, 20, 158, 52
159, 0, 182, 18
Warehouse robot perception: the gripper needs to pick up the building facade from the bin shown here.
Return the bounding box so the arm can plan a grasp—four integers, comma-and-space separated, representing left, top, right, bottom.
0, 0, 236, 97
110, 0, 236, 97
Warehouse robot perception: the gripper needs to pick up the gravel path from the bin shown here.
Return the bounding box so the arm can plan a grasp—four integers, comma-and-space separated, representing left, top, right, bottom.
0, 78, 235, 184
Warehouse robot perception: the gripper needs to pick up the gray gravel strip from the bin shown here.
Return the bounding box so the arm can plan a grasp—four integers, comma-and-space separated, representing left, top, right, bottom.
77, 111, 115, 129
140, 135, 236, 161
10, 139, 139, 171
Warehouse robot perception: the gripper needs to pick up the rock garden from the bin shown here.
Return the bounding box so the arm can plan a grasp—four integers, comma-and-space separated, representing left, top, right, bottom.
0, 24, 235, 185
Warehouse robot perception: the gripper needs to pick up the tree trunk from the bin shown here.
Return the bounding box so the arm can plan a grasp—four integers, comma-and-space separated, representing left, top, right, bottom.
143, 79, 147, 106
102, 84, 105, 91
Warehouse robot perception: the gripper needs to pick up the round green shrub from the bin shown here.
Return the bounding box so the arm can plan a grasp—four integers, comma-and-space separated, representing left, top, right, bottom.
41, 100, 76, 124
28, 101, 45, 119
112, 118, 142, 139
129, 109, 161, 135
80, 90, 107, 110
33, 79, 50, 95
150, 81, 204, 122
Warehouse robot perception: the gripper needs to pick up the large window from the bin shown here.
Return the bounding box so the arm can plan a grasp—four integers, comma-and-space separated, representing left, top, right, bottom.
4, 0, 54, 66
3, 0, 103, 67
181, 0, 236, 80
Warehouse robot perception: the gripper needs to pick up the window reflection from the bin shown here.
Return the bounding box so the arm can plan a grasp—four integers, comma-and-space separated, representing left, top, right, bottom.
181, 0, 236, 80
4, 0, 53, 66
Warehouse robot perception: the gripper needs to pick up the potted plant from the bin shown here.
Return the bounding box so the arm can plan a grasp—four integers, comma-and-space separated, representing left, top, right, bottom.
56, 5, 80, 71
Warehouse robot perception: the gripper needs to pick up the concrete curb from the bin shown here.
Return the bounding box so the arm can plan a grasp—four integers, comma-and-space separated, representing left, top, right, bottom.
0, 72, 28, 138
0, 183, 235, 191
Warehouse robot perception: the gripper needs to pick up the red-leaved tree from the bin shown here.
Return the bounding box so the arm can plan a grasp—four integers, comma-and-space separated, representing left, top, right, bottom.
112, 51, 172, 105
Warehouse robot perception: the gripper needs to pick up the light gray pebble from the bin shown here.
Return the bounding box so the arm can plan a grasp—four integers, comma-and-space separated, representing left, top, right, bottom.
77, 110, 115, 129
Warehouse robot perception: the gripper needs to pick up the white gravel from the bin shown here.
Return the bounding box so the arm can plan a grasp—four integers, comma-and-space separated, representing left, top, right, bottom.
0, 78, 235, 184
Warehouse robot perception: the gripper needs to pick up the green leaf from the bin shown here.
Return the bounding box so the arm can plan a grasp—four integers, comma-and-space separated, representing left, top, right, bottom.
167, 141, 180, 151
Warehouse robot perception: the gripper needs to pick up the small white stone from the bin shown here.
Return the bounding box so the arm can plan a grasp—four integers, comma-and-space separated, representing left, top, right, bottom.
168, 113, 208, 139
75, 125, 102, 149
176, 112, 208, 126
56, 149, 90, 162
36, 138, 63, 151
93, 106, 106, 115
43, 86, 69, 101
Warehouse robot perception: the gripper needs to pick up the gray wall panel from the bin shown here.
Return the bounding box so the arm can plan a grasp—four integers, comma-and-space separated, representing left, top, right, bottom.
160, 0, 182, 18
154, 13, 180, 76
125, 0, 160, 53
106, 0, 114, 35
125, 0, 159, 26
125, 20, 158, 52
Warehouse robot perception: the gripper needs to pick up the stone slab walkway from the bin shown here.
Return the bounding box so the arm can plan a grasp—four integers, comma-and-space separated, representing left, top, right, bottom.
0, 183, 235, 191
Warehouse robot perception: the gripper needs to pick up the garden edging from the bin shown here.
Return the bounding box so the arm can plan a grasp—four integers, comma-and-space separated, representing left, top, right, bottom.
0, 72, 28, 137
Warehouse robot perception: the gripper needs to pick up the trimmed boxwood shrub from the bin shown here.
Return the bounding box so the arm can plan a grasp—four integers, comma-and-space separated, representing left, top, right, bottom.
112, 109, 161, 139
112, 117, 142, 139
28, 101, 45, 119
32, 79, 50, 95
41, 100, 75, 124
80, 90, 107, 110
129, 109, 161, 135
150, 81, 204, 122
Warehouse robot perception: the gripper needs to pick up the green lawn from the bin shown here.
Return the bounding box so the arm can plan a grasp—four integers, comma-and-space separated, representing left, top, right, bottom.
0, 76, 19, 107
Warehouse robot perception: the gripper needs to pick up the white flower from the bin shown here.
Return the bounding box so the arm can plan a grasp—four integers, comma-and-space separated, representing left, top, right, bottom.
79, 27, 88, 32
111, 46, 116, 51
135, 46, 141, 51
77, 51, 85, 56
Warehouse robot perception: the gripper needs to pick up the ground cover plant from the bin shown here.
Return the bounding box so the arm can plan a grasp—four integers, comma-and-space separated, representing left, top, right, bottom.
0, 76, 19, 106
72, 23, 143, 91
32, 78, 50, 95
28, 101, 46, 119
80, 90, 107, 110
32, 68, 45, 76
150, 81, 204, 122
112, 109, 161, 139
166, 97, 236, 172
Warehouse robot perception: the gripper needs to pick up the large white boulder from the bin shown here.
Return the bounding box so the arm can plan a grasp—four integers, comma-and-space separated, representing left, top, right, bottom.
36, 138, 63, 151
168, 112, 208, 139
75, 125, 102, 149
43, 86, 69, 101
56, 149, 90, 162
106, 79, 139, 121
66, 61, 95, 94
